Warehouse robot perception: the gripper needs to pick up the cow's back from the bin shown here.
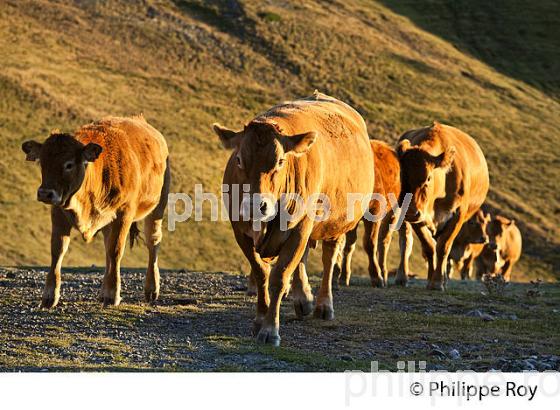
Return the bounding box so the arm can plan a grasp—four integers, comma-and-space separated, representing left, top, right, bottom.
402, 123, 489, 221
371, 140, 400, 200
75, 116, 169, 220
256, 93, 374, 238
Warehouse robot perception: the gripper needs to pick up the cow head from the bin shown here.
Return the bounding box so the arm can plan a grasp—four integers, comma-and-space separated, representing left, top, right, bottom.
460, 209, 491, 244
213, 120, 316, 254
480, 242, 503, 275
397, 139, 455, 223
486, 215, 515, 247
22, 133, 102, 206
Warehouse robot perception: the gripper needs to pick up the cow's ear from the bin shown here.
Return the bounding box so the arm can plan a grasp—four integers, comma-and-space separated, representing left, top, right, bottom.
281, 131, 317, 156
396, 139, 411, 158
82, 143, 103, 162
433, 146, 456, 169
22, 140, 42, 161
213, 123, 242, 149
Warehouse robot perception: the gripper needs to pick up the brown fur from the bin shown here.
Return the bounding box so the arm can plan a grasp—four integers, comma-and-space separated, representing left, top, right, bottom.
335, 140, 403, 288
477, 215, 522, 281
447, 209, 490, 280
214, 92, 374, 345
396, 122, 489, 290
22, 116, 170, 308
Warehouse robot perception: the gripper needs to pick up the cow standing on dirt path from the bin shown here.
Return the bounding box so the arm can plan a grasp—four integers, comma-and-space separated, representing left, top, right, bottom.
213, 92, 374, 345
396, 122, 489, 290
22, 115, 170, 308
334, 139, 407, 288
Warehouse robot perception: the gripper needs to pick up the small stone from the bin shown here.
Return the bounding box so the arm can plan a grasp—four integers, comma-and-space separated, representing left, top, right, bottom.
508, 314, 518, 320
449, 349, 461, 360
6, 271, 16, 279
340, 355, 354, 362
429, 349, 447, 358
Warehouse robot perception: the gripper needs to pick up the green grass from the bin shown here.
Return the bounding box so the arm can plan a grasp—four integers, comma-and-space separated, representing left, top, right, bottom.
0, 0, 558, 282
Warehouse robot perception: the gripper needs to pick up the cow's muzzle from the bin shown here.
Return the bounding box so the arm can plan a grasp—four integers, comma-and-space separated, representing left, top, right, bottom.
37, 188, 62, 206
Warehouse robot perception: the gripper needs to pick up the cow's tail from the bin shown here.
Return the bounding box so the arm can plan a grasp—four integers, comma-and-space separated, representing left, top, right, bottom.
129, 222, 142, 249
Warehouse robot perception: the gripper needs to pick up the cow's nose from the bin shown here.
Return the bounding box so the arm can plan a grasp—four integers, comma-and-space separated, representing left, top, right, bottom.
37, 188, 58, 204
259, 200, 268, 215
488, 242, 498, 251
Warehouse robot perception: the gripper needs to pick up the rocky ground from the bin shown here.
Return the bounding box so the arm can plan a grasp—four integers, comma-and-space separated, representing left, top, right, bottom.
0, 267, 558, 372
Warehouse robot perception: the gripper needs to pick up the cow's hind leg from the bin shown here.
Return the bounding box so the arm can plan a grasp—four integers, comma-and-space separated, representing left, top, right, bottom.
42, 207, 72, 308
292, 244, 314, 319
144, 158, 170, 302
377, 213, 395, 287
314, 236, 344, 320
340, 226, 358, 287
364, 219, 384, 287
395, 222, 414, 286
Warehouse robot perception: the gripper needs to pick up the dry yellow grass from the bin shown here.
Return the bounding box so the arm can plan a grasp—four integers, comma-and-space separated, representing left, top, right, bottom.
0, 0, 558, 282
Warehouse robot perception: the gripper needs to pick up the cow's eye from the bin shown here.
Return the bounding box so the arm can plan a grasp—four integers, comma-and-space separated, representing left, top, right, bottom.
426, 175, 432, 183
64, 161, 74, 171
278, 158, 285, 168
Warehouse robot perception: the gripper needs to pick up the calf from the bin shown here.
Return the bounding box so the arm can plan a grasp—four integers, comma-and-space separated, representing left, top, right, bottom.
477, 215, 522, 281
396, 122, 489, 290
447, 209, 490, 279
22, 116, 170, 307
213, 91, 374, 345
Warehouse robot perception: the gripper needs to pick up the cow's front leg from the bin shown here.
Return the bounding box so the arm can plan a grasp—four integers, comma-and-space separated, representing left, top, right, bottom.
102, 214, 133, 306
291, 244, 314, 319
430, 211, 464, 291
232, 230, 270, 332
314, 236, 344, 320
42, 207, 72, 308
256, 225, 311, 346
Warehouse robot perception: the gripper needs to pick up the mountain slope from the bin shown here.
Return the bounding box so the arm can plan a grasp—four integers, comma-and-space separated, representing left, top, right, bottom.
0, 0, 558, 281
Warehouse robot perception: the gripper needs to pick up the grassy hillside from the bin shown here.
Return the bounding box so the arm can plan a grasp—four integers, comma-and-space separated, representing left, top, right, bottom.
0, 0, 558, 281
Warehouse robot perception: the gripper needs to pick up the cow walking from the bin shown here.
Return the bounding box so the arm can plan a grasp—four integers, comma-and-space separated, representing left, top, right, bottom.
213, 92, 374, 345
334, 140, 406, 288
22, 116, 170, 307
396, 122, 489, 290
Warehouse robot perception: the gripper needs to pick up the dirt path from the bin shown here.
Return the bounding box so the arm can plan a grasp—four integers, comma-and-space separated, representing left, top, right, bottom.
0, 267, 558, 371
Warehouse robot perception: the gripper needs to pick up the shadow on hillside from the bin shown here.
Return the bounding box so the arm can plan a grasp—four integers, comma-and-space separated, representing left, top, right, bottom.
378, 0, 560, 99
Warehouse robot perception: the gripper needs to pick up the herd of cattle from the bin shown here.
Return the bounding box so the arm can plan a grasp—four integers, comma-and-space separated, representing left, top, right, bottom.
21, 91, 522, 345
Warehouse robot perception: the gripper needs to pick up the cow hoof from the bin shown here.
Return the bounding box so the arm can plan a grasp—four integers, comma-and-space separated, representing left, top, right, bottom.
394, 277, 408, 287
256, 326, 281, 347
294, 299, 314, 319
332, 280, 339, 291
313, 304, 335, 320
252, 316, 265, 336
102, 295, 121, 307
426, 282, 445, 291
40, 296, 59, 309
246, 288, 257, 297
370, 278, 385, 288
144, 289, 159, 303
40, 288, 60, 309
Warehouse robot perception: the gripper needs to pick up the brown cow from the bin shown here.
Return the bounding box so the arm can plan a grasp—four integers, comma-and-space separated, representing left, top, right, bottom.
213, 92, 374, 345
221, 138, 315, 320
334, 139, 405, 288
477, 215, 522, 281
21, 116, 170, 307
447, 209, 490, 280
396, 122, 489, 290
